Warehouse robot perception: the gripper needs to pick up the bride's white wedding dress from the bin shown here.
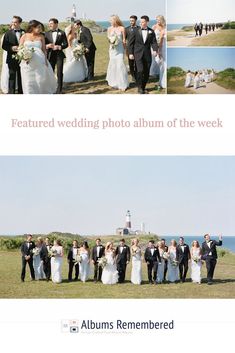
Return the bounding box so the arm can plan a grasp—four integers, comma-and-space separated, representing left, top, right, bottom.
63, 39, 88, 83
20, 40, 57, 94
167, 247, 179, 283
131, 248, 142, 285
106, 30, 129, 90
51, 245, 63, 283
0, 35, 9, 93
102, 251, 118, 285
33, 247, 46, 280
191, 248, 202, 283
79, 251, 90, 282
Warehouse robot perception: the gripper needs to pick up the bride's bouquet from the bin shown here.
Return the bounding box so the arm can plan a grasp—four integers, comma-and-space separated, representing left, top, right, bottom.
192, 255, 201, 263
48, 249, 57, 258
108, 34, 119, 49
74, 254, 83, 265
13, 45, 35, 64
72, 44, 86, 61
98, 257, 108, 269
32, 248, 40, 256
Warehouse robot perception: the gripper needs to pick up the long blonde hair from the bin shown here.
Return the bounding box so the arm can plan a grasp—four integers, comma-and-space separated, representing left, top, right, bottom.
110, 15, 124, 27
156, 15, 166, 28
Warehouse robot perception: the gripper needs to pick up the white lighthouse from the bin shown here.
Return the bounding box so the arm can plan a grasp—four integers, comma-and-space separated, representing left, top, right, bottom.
72, 4, 77, 18
125, 210, 132, 230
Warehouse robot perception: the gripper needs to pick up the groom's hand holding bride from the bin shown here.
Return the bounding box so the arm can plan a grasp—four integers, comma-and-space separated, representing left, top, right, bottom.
129, 54, 134, 60
12, 45, 19, 52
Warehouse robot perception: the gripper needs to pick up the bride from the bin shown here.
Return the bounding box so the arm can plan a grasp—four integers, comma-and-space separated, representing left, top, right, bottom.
131, 238, 142, 285
190, 240, 202, 284
1, 28, 11, 93
79, 241, 91, 282
106, 15, 129, 91
51, 239, 63, 284
63, 24, 88, 83
19, 20, 57, 94
102, 242, 118, 285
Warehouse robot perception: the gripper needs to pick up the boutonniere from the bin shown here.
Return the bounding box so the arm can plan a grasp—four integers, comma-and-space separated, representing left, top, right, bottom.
57, 32, 62, 36
148, 30, 152, 34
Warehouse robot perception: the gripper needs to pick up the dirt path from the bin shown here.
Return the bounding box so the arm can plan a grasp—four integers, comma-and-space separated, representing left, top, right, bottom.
168, 28, 221, 47
189, 81, 234, 94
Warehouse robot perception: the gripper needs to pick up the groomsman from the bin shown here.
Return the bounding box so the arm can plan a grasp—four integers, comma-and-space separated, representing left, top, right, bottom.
176, 237, 191, 282
201, 234, 222, 285
74, 20, 97, 81
91, 238, 105, 282
45, 18, 68, 93
128, 15, 158, 94
20, 234, 35, 282
125, 15, 139, 82
41, 237, 52, 281
115, 239, 130, 283
144, 240, 161, 284
2, 16, 24, 94
67, 240, 80, 281
161, 239, 168, 281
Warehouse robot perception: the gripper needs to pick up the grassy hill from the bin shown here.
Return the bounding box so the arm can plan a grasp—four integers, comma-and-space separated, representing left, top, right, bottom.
216, 68, 235, 90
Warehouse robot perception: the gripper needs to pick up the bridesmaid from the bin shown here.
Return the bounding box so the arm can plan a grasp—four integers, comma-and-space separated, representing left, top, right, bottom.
131, 238, 142, 285
51, 239, 63, 284
79, 241, 91, 283
167, 240, 179, 283
33, 237, 46, 280
156, 240, 166, 283
190, 240, 202, 284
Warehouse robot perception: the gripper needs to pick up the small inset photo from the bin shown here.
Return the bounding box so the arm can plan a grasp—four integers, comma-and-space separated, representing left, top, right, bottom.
167, 0, 235, 47
167, 47, 235, 94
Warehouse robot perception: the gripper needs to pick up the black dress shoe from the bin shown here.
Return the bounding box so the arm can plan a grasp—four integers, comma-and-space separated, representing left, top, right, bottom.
138, 88, 145, 94
21, 279, 24, 283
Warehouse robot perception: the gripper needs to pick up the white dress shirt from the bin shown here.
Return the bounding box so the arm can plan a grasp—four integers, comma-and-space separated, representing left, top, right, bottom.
150, 248, 154, 256
52, 31, 58, 44
207, 241, 212, 255
97, 246, 101, 257
141, 28, 148, 43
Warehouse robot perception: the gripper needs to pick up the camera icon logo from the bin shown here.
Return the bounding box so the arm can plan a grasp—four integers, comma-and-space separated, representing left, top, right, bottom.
70, 326, 79, 333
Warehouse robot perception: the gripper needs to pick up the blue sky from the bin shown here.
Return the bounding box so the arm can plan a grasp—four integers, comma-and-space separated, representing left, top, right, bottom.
0, 0, 165, 23
0, 157, 234, 236
168, 48, 235, 71
168, 0, 235, 23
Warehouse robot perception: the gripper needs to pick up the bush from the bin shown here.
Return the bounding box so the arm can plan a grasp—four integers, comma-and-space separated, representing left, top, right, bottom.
222, 22, 235, 30
167, 67, 185, 80
217, 248, 230, 257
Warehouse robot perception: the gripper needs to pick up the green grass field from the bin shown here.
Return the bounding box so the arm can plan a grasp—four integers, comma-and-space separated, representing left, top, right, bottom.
167, 78, 194, 94
0, 33, 164, 94
0, 250, 234, 299
191, 29, 235, 46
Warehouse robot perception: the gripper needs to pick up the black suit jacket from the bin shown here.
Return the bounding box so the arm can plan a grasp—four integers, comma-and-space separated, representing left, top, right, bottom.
115, 245, 130, 264
2, 29, 25, 65
67, 247, 80, 262
92, 245, 105, 262
176, 244, 191, 263
125, 25, 140, 54
40, 244, 52, 262
21, 241, 35, 258
144, 247, 161, 263
45, 29, 68, 61
128, 27, 158, 62
201, 240, 222, 260
79, 26, 96, 52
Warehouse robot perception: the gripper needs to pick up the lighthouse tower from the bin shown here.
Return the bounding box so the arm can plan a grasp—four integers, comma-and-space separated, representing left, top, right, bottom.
125, 210, 132, 230
72, 4, 77, 18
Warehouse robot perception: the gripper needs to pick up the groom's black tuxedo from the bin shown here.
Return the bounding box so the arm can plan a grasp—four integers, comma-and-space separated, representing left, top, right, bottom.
78, 26, 96, 80
67, 246, 80, 281
20, 241, 35, 281
115, 245, 130, 283
40, 244, 52, 281
2, 29, 25, 93
45, 29, 68, 93
144, 247, 161, 283
128, 27, 158, 92
201, 239, 222, 282
91, 245, 105, 281
176, 243, 190, 282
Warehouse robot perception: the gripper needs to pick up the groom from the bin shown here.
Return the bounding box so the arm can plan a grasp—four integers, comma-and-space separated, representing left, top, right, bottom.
115, 239, 130, 283
91, 238, 105, 282
2, 16, 24, 94
74, 20, 97, 81
201, 234, 222, 285
20, 234, 35, 282
45, 18, 68, 93
176, 237, 191, 282
128, 15, 158, 94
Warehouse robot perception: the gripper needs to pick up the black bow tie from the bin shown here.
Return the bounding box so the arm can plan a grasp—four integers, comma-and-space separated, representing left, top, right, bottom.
141, 28, 148, 31
15, 30, 21, 33
52, 30, 58, 33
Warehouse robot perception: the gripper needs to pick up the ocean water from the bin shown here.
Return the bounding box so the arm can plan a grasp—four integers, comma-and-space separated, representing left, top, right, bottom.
97, 20, 156, 29
163, 236, 235, 253
167, 23, 192, 31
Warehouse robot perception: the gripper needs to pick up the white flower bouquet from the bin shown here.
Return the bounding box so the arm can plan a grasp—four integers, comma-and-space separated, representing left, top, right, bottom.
74, 254, 83, 265
192, 255, 201, 263
13, 45, 35, 64
72, 43, 85, 60
162, 252, 169, 260
32, 248, 40, 256
170, 259, 179, 267
98, 257, 108, 269
48, 249, 57, 258
108, 34, 119, 49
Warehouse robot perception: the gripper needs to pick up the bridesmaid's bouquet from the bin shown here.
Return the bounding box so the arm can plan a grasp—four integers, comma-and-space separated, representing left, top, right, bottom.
13, 45, 35, 64
48, 249, 57, 258
170, 259, 179, 267
72, 44, 86, 61
98, 257, 108, 269
32, 248, 40, 256
108, 34, 119, 49
74, 254, 83, 265
162, 252, 169, 260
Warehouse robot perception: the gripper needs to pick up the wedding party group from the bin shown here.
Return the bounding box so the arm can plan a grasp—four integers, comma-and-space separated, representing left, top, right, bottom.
185, 69, 216, 89
20, 234, 223, 286
0, 14, 166, 95
194, 22, 221, 36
